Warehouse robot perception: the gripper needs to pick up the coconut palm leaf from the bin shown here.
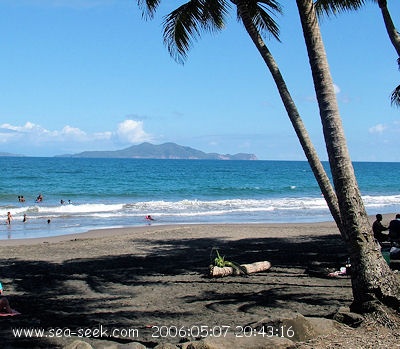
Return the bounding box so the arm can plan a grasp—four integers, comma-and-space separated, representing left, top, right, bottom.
163, 0, 229, 63
137, 0, 162, 19
144, 0, 282, 64
236, 1, 282, 41
314, 0, 370, 16
315, 0, 400, 111
390, 84, 400, 107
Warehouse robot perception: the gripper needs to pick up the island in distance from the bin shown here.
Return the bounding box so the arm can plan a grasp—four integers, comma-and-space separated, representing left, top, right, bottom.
0, 152, 24, 157
58, 142, 258, 160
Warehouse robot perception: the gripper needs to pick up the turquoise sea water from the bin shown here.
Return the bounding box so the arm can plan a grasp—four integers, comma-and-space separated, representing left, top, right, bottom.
1, 157, 400, 240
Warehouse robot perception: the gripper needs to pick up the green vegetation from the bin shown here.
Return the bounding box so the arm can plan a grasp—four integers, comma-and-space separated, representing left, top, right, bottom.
211, 248, 247, 275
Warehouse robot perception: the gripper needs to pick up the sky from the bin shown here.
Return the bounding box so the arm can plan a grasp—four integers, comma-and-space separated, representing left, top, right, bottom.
0, 0, 399, 161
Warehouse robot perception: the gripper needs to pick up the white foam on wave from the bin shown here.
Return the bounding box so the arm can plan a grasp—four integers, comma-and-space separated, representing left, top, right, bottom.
119, 198, 330, 218
362, 195, 400, 207
37, 203, 124, 214
3, 194, 400, 222
0, 206, 30, 216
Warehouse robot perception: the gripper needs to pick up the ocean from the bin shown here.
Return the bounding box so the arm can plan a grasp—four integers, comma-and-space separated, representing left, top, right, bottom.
1, 157, 400, 240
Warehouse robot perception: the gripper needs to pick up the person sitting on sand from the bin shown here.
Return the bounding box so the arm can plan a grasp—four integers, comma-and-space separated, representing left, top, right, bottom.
372, 214, 389, 244
0, 283, 13, 314
0, 294, 13, 314
389, 214, 400, 245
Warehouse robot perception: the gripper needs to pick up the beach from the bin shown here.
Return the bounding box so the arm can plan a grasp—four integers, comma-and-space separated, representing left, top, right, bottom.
1, 219, 399, 348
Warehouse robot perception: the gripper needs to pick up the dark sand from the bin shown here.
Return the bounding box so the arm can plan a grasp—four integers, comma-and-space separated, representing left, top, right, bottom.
0, 218, 398, 348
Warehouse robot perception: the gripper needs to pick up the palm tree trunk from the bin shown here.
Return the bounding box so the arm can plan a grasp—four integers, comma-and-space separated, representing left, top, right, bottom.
296, 0, 400, 312
235, 0, 344, 234
377, 0, 400, 57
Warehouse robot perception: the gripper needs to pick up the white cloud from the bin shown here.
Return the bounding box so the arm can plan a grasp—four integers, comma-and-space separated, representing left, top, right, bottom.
0, 122, 54, 143
115, 120, 152, 144
1, 121, 43, 133
369, 123, 387, 134
58, 125, 88, 141
0, 119, 153, 155
333, 84, 341, 94
61, 125, 86, 136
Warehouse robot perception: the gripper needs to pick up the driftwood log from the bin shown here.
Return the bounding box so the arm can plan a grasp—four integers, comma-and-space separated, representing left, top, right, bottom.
209, 261, 271, 277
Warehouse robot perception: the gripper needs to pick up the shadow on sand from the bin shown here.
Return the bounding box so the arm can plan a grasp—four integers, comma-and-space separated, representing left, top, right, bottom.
0, 233, 351, 348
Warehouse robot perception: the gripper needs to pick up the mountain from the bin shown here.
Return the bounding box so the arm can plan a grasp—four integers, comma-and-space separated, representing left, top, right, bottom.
58, 142, 258, 160
0, 152, 24, 157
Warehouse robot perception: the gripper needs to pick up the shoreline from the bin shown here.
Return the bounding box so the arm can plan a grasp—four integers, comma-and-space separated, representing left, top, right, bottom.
0, 212, 396, 247
0, 220, 341, 247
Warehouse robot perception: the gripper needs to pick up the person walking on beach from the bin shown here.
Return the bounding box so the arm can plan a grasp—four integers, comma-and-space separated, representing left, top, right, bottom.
6, 212, 12, 225
372, 214, 389, 244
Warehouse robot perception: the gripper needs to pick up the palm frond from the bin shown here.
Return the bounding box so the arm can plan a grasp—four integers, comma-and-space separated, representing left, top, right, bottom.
201, 0, 230, 31
163, 0, 230, 64
137, 0, 162, 19
236, 0, 282, 42
163, 1, 205, 64
314, 0, 373, 17
390, 84, 400, 107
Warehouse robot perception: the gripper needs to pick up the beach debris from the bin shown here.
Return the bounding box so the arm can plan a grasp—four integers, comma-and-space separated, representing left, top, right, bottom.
210, 261, 272, 277
241, 261, 272, 274
327, 258, 352, 277
209, 249, 271, 277
328, 266, 350, 278
212, 249, 247, 274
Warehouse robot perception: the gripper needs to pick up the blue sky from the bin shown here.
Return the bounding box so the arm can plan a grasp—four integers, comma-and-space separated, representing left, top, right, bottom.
0, 0, 399, 161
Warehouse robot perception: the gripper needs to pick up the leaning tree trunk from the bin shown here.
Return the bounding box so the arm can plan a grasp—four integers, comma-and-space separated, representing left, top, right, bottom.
296, 0, 400, 312
378, 0, 400, 57
235, 0, 344, 234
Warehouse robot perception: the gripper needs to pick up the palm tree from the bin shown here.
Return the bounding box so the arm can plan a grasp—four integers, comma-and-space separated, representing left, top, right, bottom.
296, 0, 400, 314
138, 0, 343, 231
315, 0, 400, 106
138, 0, 400, 313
